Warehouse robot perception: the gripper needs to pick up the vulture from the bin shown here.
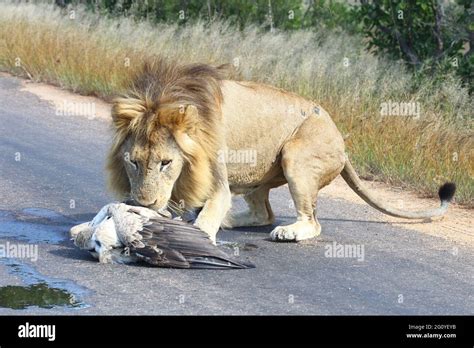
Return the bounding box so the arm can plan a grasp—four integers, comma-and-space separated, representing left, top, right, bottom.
70, 203, 254, 269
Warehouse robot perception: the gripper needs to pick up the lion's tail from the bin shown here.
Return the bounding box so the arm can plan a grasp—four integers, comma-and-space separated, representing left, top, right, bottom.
341, 158, 456, 219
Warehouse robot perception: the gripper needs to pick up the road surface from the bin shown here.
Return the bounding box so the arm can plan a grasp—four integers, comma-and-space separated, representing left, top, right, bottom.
0, 74, 472, 315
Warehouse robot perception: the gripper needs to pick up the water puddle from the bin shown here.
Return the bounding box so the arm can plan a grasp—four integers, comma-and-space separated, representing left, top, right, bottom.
0, 258, 90, 310
0, 208, 73, 244
22, 207, 73, 223
0, 283, 81, 309
0, 207, 90, 310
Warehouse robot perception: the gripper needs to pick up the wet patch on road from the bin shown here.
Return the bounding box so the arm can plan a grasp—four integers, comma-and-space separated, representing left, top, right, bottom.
218, 241, 259, 253
0, 258, 90, 310
0, 207, 91, 310
0, 283, 82, 309
0, 208, 73, 244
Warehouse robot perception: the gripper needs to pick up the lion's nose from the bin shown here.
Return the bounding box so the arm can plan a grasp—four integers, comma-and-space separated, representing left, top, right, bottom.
134, 198, 158, 207
131, 191, 157, 207
124, 198, 157, 208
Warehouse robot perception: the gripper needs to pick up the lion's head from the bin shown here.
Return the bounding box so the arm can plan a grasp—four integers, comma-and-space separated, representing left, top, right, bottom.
106, 60, 226, 212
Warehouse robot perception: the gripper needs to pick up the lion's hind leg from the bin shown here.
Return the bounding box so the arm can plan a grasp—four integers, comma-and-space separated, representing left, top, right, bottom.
222, 185, 275, 228
270, 114, 345, 242
269, 163, 322, 242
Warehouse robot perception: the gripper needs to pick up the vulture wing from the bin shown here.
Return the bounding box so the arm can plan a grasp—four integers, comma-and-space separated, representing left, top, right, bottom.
131, 217, 255, 269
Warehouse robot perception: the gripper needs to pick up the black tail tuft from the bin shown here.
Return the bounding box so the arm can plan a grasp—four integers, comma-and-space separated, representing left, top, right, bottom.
438, 182, 456, 202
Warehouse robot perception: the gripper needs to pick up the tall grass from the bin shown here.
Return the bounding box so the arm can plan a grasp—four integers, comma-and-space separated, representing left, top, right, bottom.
0, 2, 472, 206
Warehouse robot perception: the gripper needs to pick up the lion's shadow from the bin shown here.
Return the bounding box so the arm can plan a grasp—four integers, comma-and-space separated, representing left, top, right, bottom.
224, 215, 434, 235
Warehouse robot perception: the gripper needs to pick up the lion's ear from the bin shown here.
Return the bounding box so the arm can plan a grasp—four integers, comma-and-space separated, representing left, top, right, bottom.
174, 104, 199, 134
185, 104, 198, 120
111, 98, 146, 131
184, 105, 199, 128
171, 105, 201, 156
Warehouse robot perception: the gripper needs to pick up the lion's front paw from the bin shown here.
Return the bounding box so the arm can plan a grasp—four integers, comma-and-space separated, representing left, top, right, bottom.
270, 221, 321, 242
193, 218, 218, 245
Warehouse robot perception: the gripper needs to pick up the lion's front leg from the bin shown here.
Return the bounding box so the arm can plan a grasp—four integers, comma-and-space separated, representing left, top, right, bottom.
222, 185, 275, 228
194, 184, 232, 244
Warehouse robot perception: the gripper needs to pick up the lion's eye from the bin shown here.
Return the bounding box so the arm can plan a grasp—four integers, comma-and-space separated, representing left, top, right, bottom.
160, 159, 172, 171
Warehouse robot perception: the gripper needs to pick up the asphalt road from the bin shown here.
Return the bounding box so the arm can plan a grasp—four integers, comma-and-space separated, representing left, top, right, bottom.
0, 74, 473, 315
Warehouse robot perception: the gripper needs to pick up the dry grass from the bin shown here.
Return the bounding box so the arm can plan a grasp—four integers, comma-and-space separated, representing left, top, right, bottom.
0, 2, 472, 206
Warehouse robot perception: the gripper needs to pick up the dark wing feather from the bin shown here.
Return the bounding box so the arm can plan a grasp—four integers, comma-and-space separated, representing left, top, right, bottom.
132, 217, 254, 269
185, 256, 254, 270
133, 245, 190, 268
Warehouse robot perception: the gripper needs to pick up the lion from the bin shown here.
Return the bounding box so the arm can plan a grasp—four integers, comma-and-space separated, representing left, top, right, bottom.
106, 60, 456, 243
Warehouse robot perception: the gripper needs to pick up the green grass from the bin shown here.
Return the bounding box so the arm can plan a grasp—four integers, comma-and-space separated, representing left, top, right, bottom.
0, 2, 472, 206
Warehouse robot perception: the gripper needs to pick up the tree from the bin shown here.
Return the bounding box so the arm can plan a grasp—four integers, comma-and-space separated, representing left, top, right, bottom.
355, 0, 472, 90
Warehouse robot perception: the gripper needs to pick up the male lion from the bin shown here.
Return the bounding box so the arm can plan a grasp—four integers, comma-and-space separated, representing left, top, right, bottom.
107, 60, 455, 243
